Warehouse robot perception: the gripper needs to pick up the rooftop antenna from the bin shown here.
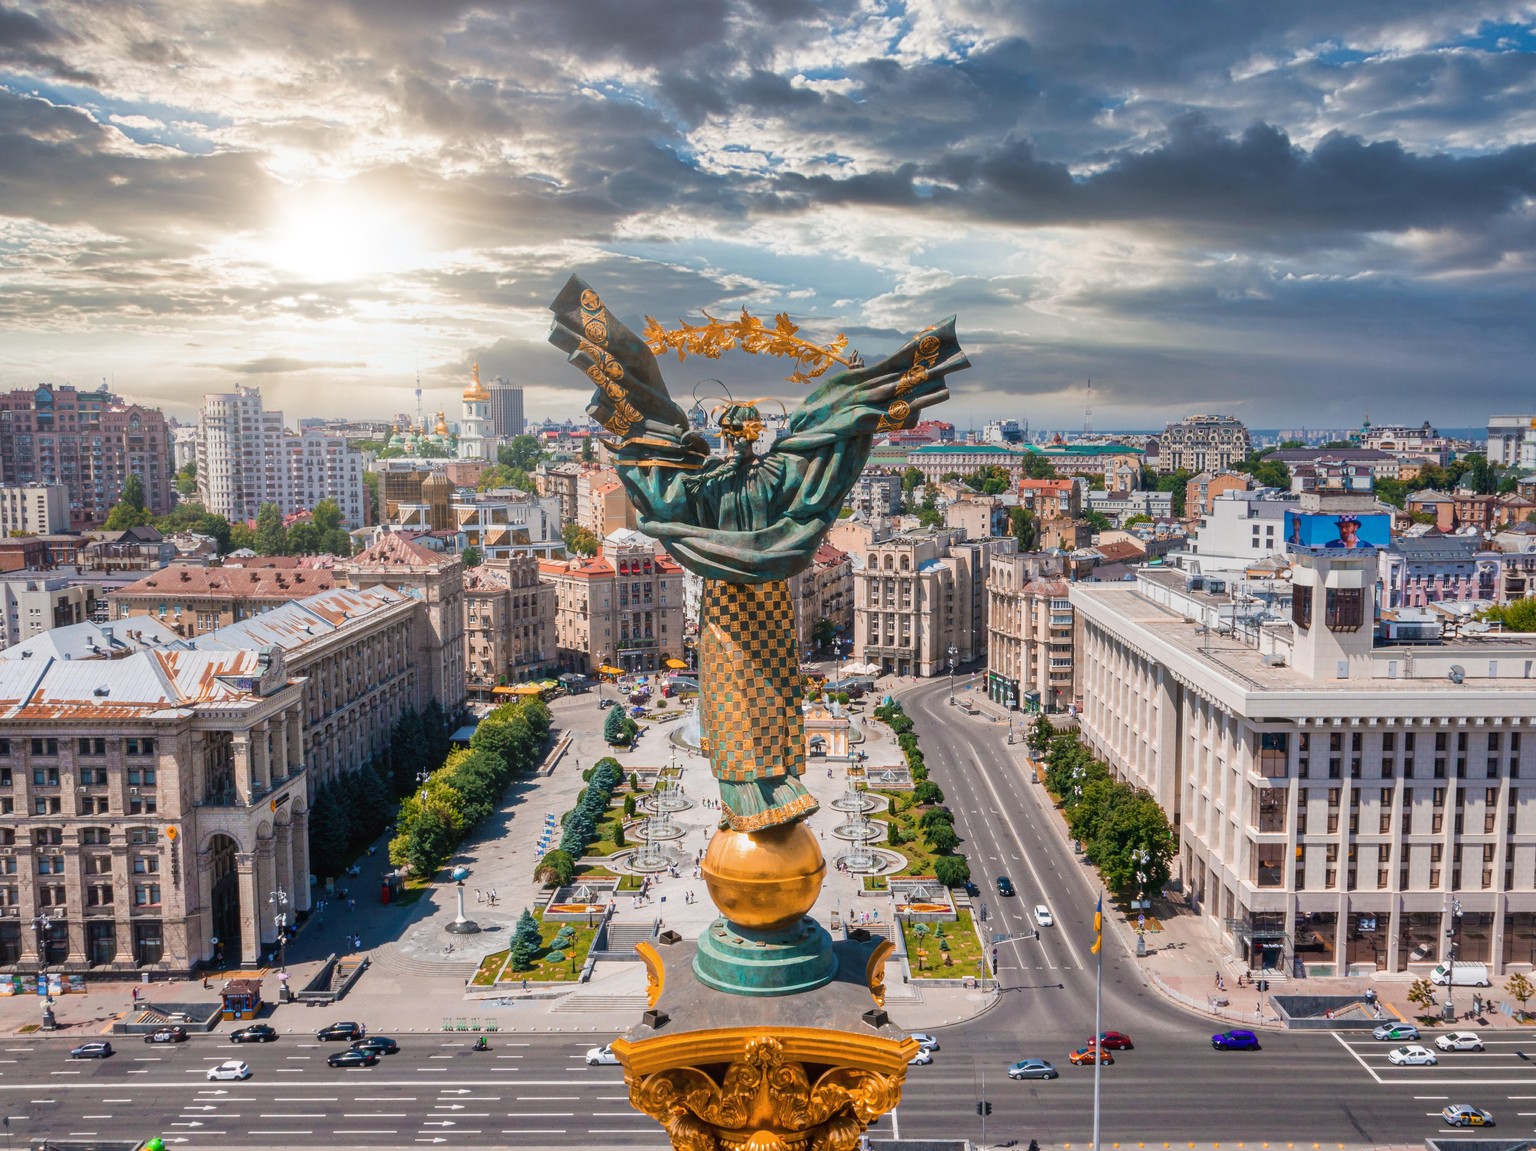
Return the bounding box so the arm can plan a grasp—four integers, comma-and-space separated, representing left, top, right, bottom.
1083, 379, 1092, 435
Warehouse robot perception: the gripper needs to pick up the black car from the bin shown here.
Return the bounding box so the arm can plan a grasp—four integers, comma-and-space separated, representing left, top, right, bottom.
144, 1025, 188, 1044
996, 876, 1016, 897
350, 1035, 399, 1056
230, 1024, 278, 1044
316, 1021, 366, 1041
327, 1048, 380, 1069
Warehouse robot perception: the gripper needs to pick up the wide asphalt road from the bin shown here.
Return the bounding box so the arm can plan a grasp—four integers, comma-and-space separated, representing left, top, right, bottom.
891, 677, 1536, 1147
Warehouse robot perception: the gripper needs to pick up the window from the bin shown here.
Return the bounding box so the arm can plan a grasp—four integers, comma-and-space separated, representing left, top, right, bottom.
29, 738, 57, 757
0, 739, 9, 756
36, 855, 63, 875
129, 795, 157, 816
38, 885, 66, 907
132, 855, 159, 874
79, 768, 107, 786
31, 828, 61, 846
76, 738, 105, 757
127, 767, 156, 787
1325, 588, 1364, 631
132, 883, 161, 907
78, 795, 108, 816
1292, 584, 1312, 629
125, 738, 156, 757
86, 884, 113, 907
128, 827, 158, 846
33, 797, 60, 815
31, 767, 58, 787
80, 827, 109, 846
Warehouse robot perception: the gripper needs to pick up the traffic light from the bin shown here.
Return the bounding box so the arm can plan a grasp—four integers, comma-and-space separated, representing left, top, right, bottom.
976, 1101, 992, 1116
1258, 979, 1269, 992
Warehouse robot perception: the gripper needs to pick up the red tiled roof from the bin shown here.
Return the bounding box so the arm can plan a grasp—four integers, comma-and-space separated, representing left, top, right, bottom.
110, 565, 334, 600
349, 533, 451, 567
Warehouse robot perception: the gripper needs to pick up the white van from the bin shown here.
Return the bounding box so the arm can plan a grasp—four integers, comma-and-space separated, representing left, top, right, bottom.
1430, 961, 1490, 987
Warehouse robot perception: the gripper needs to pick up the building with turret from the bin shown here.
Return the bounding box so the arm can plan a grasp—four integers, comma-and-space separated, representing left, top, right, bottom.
459, 365, 491, 461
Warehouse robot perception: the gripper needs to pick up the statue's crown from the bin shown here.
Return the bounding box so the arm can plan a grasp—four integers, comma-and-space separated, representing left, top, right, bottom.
642, 309, 853, 385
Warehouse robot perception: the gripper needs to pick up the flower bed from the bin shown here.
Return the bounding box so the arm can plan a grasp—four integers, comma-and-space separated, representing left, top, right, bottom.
471, 915, 600, 985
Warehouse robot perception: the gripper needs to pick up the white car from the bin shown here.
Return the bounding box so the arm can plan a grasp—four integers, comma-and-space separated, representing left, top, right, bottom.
206, 1060, 251, 1081
1033, 905, 1054, 927
585, 1044, 620, 1066
1387, 1044, 1438, 1066
909, 1048, 932, 1065
908, 1033, 939, 1052
1436, 1031, 1485, 1051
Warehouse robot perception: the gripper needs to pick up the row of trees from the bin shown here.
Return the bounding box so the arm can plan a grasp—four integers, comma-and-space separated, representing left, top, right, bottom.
308, 702, 454, 878
554, 758, 624, 861
1031, 718, 1176, 899
102, 474, 356, 558
386, 697, 551, 877
874, 700, 971, 888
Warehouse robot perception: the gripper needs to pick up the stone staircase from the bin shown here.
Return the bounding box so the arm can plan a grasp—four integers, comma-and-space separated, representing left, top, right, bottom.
594, 921, 662, 960
550, 992, 650, 1015
367, 942, 478, 981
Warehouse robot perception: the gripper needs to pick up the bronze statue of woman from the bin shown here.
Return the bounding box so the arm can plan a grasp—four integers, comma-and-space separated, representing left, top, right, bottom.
549, 275, 969, 837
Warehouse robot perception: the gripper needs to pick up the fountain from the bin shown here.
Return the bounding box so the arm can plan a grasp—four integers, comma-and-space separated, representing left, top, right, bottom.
641, 775, 692, 814
832, 808, 879, 873
629, 807, 675, 873
830, 783, 875, 813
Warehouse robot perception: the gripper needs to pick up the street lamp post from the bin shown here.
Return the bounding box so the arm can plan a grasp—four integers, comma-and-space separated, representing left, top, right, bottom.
416, 767, 431, 788
947, 644, 957, 705
1006, 689, 1017, 744
1442, 895, 1463, 1023
32, 913, 56, 1030
1131, 847, 1150, 958
270, 888, 290, 999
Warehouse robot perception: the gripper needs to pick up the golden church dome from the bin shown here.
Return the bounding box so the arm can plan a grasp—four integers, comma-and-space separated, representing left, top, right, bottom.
463, 362, 491, 403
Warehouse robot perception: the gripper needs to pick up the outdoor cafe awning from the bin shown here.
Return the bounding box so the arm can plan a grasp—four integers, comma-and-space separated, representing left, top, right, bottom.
665, 658, 688, 669
509, 684, 544, 695
598, 664, 625, 676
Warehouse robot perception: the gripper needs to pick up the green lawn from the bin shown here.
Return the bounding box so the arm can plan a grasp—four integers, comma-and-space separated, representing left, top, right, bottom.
866, 789, 948, 876
903, 908, 989, 978
470, 916, 600, 985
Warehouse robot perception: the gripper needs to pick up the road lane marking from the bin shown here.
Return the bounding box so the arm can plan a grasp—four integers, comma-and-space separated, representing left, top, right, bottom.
335, 1130, 398, 1135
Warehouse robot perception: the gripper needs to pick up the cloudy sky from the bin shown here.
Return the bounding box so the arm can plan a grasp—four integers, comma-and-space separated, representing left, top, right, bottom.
2, 1, 1534, 433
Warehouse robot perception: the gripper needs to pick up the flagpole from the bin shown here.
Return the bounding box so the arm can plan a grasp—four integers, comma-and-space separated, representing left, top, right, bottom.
1092, 888, 1103, 1151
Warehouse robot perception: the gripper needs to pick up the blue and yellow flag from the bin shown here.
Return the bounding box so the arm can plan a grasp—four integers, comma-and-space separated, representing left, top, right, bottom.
1090, 893, 1102, 954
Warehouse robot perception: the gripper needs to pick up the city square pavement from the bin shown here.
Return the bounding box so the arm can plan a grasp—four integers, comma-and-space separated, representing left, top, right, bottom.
2, 676, 1522, 1041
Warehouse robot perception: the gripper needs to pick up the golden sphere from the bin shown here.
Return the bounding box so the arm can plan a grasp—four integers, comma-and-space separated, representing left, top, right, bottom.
702, 822, 825, 933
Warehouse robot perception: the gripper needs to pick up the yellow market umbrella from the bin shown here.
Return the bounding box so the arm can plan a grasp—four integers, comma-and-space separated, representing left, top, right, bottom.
665, 658, 687, 670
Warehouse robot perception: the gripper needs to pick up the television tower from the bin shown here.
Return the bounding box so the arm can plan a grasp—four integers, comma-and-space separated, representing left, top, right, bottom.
1083, 378, 1092, 435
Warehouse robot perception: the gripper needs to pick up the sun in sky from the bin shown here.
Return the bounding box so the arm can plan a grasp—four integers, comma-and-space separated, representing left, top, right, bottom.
254, 185, 432, 283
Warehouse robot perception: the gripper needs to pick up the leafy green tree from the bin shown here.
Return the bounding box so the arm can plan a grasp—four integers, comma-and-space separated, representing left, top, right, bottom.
1028, 715, 1055, 756
1021, 453, 1056, 480
1091, 792, 1176, 897
812, 617, 837, 651
362, 471, 381, 523
1483, 599, 1536, 632
461, 545, 483, 568
175, 461, 198, 498
254, 502, 287, 555
933, 854, 971, 888
925, 823, 960, 853
563, 523, 600, 556
581, 437, 596, 463
153, 500, 233, 552
499, 435, 547, 473
534, 849, 575, 887
104, 473, 153, 530
1153, 468, 1194, 517
1406, 978, 1436, 1017
1008, 507, 1038, 551
964, 465, 1012, 495
228, 523, 256, 552
286, 520, 322, 554
900, 467, 923, 499
918, 807, 954, 831
1083, 509, 1113, 533
1506, 972, 1534, 1020
912, 780, 944, 806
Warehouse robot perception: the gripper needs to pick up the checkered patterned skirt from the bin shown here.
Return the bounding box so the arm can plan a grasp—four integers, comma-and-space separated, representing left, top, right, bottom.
699, 578, 819, 832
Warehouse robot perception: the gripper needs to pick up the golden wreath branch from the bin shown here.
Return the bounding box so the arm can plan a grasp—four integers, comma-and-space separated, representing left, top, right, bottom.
642, 310, 852, 385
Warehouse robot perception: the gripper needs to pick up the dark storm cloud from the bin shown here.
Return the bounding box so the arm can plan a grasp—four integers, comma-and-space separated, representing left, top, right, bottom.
218, 357, 367, 375
0, 4, 96, 84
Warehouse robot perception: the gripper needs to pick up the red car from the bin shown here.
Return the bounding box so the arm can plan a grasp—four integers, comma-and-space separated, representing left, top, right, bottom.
1088, 1031, 1134, 1051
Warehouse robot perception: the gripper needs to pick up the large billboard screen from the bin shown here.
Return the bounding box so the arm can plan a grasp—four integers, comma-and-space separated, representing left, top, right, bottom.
1284, 510, 1391, 552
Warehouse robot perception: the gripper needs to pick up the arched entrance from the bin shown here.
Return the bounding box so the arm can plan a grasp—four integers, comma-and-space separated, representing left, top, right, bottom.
208, 834, 241, 966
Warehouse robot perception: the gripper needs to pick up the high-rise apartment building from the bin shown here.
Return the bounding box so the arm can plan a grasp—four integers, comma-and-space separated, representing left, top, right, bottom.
196, 387, 366, 527
1160, 414, 1253, 474
489, 377, 525, 439
0, 385, 172, 530
0, 484, 70, 537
